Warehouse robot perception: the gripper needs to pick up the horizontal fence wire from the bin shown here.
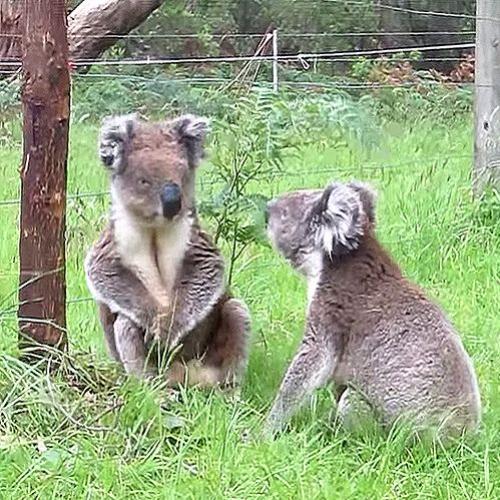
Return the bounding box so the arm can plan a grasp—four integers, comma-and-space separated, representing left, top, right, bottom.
0, 155, 476, 209
328, 0, 480, 21
65, 79, 477, 91
0, 42, 476, 67
0, 65, 475, 78
0, 223, 484, 317
0, 30, 477, 40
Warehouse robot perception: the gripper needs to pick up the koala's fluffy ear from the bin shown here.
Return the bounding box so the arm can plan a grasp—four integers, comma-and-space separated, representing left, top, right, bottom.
318, 181, 376, 256
98, 114, 138, 173
170, 114, 210, 168
347, 181, 377, 224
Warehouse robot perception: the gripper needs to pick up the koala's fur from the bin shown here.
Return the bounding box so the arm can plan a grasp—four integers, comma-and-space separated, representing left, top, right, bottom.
85, 113, 250, 387
264, 181, 481, 439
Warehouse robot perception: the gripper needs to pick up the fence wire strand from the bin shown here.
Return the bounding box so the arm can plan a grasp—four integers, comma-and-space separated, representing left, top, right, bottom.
0, 30, 477, 41
0, 41, 475, 68
0, 155, 476, 209
327, 0, 481, 21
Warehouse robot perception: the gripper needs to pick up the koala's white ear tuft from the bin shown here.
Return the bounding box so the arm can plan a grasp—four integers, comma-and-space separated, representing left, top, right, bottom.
170, 114, 210, 167
347, 181, 377, 224
172, 114, 210, 140
98, 113, 138, 172
318, 182, 367, 256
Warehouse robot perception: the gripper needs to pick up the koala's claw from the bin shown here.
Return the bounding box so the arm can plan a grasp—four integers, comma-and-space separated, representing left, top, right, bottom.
144, 310, 172, 345
260, 421, 283, 442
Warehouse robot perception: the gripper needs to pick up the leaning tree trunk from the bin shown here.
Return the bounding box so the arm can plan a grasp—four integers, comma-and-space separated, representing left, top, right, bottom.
68, 0, 162, 62
0, 0, 163, 72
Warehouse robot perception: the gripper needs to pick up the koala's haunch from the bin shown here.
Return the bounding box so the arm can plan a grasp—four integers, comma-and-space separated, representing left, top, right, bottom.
265, 181, 481, 439
85, 113, 250, 388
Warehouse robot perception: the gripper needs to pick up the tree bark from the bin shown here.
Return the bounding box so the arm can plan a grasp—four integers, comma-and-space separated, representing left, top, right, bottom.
0, 0, 163, 69
68, 0, 162, 62
18, 0, 70, 353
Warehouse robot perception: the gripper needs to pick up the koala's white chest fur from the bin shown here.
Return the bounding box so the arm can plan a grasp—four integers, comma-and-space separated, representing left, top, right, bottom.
154, 219, 192, 286
112, 195, 191, 308
303, 250, 324, 307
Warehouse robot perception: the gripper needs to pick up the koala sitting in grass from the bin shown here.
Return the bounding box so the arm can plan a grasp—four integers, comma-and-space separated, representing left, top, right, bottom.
85, 113, 250, 388
264, 181, 481, 439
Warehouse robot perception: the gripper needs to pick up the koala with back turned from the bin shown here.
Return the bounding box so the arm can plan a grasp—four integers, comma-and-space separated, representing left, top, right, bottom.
85, 113, 250, 388
264, 181, 481, 439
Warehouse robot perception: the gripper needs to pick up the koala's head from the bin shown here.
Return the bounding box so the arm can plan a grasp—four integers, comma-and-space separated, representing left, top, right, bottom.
265, 181, 376, 276
99, 113, 209, 225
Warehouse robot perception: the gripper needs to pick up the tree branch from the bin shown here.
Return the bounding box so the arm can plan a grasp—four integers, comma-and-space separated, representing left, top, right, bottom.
0, 0, 164, 71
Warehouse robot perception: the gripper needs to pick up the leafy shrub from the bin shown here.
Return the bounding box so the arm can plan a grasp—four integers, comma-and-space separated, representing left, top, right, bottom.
268, 88, 380, 149
198, 88, 380, 278
0, 79, 21, 146
199, 91, 292, 282
349, 54, 473, 123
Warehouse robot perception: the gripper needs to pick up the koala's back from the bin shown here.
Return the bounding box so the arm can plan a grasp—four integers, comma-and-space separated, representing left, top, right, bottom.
339, 278, 481, 433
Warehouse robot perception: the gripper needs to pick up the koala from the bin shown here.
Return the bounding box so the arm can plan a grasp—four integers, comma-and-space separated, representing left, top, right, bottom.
85, 113, 250, 388
264, 181, 481, 439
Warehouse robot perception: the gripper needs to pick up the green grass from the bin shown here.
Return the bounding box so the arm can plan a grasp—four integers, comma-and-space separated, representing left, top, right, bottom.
0, 114, 499, 498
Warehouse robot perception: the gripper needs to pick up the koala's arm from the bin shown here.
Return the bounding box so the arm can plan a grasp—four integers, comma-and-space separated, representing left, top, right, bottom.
85, 231, 166, 337
263, 321, 340, 437
151, 230, 226, 348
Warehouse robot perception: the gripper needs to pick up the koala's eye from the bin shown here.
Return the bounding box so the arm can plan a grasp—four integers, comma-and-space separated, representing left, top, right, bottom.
280, 208, 289, 220
138, 178, 151, 187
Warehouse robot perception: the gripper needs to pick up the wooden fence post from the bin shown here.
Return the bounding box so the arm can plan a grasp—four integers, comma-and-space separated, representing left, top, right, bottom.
474, 0, 500, 196
18, 0, 70, 353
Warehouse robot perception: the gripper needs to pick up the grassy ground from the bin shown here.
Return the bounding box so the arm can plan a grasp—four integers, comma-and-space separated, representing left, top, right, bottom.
0, 114, 499, 498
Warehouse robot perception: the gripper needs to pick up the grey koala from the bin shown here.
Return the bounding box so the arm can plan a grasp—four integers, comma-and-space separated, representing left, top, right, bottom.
85, 113, 250, 388
264, 181, 481, 439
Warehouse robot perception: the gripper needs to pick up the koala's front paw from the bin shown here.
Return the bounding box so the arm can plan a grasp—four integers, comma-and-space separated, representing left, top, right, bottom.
165, 359, 222, 389
144, 309, 172, 345
260, 425, 277, 441
260, 413, 284, 441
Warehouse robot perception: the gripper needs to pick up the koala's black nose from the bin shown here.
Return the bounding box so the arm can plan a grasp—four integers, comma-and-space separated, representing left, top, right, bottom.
160, 182, 182, 219
101, 154, 114, 167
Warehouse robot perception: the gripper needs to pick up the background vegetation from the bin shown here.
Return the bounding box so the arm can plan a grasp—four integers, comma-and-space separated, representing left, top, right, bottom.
108, 0, 476, 72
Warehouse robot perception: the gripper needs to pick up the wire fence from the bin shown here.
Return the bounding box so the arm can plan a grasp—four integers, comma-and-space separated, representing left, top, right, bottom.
0, 41, 476, 68
0, 30, 478, 40
0, 155, 481, 209
0, 1, 494, 327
